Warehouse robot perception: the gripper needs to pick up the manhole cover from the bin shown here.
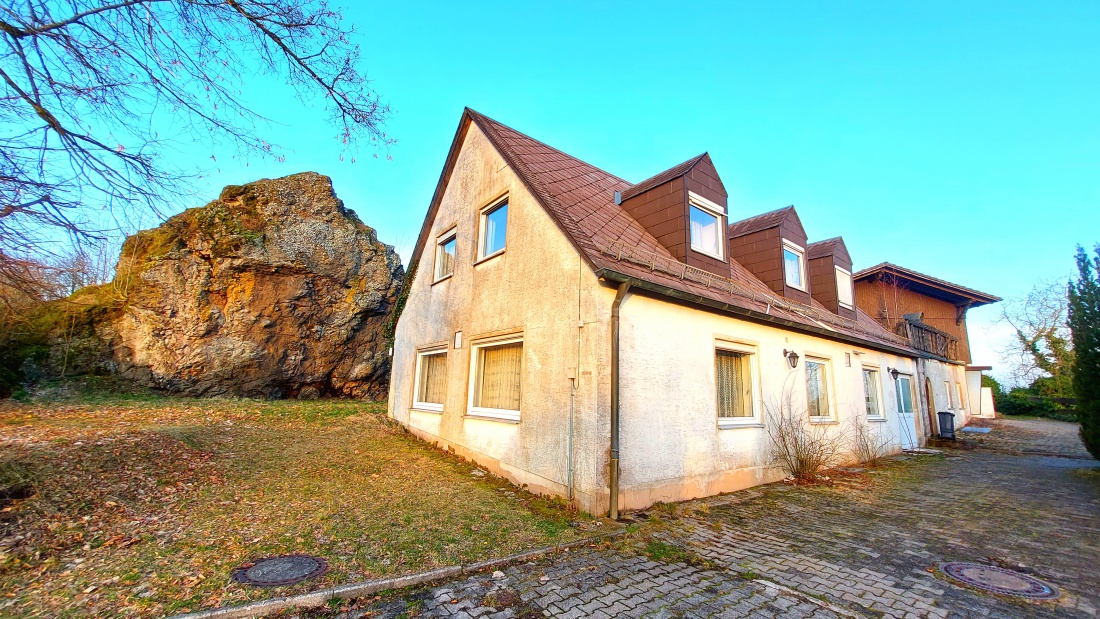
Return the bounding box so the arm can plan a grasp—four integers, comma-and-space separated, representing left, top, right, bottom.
232, 554, 329, 587
940, 562, 1059, 600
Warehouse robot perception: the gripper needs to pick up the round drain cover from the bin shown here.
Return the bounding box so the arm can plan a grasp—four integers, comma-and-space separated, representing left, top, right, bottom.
940, 562, 1059, 600
232, 554, 329, 587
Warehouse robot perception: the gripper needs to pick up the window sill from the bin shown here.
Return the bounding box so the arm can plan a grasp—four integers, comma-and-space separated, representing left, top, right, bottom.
463, 412, 520, 424
474, 249, 505, 266
431, 273, 453, 286
691, 245, 725, 261
411, 406, 443, 415
866, 416, 888, 423
809, 418, 838, 425
718, 421, 765, 429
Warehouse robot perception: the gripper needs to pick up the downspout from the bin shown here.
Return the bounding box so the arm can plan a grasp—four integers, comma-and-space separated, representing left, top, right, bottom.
609, 281, 631, 520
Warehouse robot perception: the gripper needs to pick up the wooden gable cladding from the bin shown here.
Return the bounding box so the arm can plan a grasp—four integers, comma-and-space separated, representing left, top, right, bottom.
807, 238, 856, 320
727, 206, 811, 305
854, 279, 972, 363
618, 153, 730, 278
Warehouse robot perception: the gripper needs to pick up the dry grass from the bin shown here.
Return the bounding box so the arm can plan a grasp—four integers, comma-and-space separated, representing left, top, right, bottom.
0, 395, 596, 618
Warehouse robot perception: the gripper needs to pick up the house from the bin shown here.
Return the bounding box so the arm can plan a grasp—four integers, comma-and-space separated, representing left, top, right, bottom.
852, 263, 1002, 437
388, 109, 998, 517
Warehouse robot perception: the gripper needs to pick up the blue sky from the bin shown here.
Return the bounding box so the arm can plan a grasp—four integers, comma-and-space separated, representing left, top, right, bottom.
158, 1, 1100, 379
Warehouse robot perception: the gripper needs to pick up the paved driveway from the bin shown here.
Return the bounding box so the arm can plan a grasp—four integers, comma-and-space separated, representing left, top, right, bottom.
318, 419, 1098, 619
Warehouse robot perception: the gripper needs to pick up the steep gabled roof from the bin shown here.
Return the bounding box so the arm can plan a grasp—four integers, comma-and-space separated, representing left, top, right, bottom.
407, 109, 919, 357
727, 206, 796, 238
853, 262, 1001, 307
619, 153, 708, 202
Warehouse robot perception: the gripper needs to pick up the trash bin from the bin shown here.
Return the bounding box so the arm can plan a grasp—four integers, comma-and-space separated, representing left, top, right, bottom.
937, 411, 956, 440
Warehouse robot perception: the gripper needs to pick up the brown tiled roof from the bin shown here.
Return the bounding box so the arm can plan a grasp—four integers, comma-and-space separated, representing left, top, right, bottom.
853, 262, 1001, 305
807, 237, 844, 260
619, 153, 708, 202
409, 109, 919, 356
727, 206, 794, 238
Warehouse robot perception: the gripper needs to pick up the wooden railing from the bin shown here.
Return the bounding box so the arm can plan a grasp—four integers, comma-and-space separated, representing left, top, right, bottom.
899, 318, 960, 361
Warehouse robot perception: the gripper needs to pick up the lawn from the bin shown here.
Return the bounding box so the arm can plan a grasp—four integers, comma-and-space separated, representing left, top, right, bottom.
0, 388, 597, 618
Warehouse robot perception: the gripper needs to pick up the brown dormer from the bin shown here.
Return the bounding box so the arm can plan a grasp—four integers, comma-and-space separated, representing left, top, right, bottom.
806, 237, 856, 320
726, 206, 811, 304
617, 153, 729, 278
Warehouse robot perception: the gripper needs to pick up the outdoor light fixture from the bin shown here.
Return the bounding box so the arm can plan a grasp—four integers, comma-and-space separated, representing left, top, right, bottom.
783, 349, 800, 369
888, 367, 900, 381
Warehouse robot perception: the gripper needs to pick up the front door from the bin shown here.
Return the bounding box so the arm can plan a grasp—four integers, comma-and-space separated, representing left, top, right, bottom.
895, 375, 918, 449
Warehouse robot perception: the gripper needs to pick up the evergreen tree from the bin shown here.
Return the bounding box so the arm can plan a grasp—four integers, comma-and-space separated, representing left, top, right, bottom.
1068, 245, 1100, 459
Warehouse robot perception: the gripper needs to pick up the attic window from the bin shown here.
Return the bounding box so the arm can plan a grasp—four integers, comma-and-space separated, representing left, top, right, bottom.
479, 199, 508, 260
688, 194, 724, 260
783, 240, 806, 291
835, 266, 853, 309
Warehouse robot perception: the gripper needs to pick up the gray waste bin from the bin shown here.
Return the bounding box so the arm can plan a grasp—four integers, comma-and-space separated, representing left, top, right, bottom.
937, 411, 956, 440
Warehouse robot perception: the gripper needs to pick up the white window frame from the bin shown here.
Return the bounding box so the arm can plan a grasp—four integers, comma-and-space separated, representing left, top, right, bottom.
862, 365, 886, 420
955, 382, 965, 412
434, 229, 457, 283
944, 380, 953, 410
412, 346, 448, 413
782, 240, 807, 291
804, 355, 834, 422
713, 340, 762, 428
477, 198, 509, 261
835, 266, 854, 309
688, 192, 725, 261
466, 335, 523, 422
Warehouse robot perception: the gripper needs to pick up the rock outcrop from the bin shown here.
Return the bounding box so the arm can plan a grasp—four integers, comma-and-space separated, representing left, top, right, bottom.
54, 172, 403, 399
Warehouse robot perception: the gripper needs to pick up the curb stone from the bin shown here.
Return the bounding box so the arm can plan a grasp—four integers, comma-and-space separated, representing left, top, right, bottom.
166, 530, 625, 619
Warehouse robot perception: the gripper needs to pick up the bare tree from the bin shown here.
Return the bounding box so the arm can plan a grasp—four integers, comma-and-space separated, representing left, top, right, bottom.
999, 280, 1074, 395
1, 0, 391, 293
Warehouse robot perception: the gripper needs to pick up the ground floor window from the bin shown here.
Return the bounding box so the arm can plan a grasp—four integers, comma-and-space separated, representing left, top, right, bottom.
863, 367, 883, 418
413, 348, 447, 412
716, 348, 754, 422
469, 337, 523, 421
806, 358, 831, 419
955, 382, 965, 411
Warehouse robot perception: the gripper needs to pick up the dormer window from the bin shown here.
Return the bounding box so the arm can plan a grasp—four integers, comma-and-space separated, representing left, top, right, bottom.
783, 240, 806, 290
688, 193, 724, 260
835, 266, 853, 309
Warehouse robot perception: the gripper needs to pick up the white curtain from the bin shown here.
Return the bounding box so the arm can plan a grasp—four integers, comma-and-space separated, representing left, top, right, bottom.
418, 353, 447, 404
863, 369, 880, 416
716, 351, 751, 417
475, 342, 522, 411
806, 361, 830, 417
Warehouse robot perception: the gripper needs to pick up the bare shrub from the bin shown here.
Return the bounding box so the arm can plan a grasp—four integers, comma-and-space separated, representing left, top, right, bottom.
849, 417, 895, 466
764, 394, 849, 482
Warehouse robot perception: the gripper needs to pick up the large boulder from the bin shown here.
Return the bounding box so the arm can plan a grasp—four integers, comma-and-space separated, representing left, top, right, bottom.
58, 172, 403, 399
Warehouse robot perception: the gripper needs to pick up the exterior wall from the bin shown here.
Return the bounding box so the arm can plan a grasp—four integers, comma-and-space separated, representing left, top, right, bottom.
965, 370, 985, 418
916, 359, 970, 437
728, 227, 783, 294
614, 290, 917, 510
807, 248, 856, 320
854, 280, 972, 363
619, 177, 688, 262
388, 123, 611, 514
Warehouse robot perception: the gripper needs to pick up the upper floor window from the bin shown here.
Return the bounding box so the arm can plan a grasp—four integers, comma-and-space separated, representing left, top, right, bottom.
479, 200, 508, 259
434, 230, 456, 281
835, 266, 854, 309
783, 240, 806, 291
805, 357, 831, 419
688, 194, 724, 260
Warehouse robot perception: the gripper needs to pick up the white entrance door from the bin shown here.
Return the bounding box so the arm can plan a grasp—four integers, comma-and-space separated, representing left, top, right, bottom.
895, 375, 918, 449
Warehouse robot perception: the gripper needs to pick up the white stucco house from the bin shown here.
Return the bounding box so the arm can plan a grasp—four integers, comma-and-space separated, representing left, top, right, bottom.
388, 109, 999, 517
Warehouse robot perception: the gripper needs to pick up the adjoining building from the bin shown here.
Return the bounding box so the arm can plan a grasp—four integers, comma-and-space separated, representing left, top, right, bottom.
388, 109, 999, 516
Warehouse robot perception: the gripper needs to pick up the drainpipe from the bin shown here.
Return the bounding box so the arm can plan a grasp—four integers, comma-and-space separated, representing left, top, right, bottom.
609, 281, 631, 520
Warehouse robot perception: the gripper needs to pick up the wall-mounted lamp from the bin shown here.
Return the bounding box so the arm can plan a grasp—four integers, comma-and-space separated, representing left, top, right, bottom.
888, 367, 900, 381
783, 349, 800, 369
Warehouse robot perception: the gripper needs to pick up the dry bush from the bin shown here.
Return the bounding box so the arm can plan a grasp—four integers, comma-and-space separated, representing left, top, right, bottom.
764, 395, 850, 482
849, 417, 895, 466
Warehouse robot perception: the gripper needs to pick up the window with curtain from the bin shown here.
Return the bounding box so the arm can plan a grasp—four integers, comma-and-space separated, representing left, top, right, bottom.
836, 267, 854, 308
480, 202, 508, 258
414, 350, 446, 411
472, 340, 522, 418
806, 359, 830, 418
784, 244, 805, 289
435, 234, 456, 280
863, 368, 882, 417
689, 205, 722, 258
716, 349, 753, 419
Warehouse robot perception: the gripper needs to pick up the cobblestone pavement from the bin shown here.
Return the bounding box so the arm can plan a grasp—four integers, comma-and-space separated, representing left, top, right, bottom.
965, 417, 1092, 459
302, 419, 1097, 619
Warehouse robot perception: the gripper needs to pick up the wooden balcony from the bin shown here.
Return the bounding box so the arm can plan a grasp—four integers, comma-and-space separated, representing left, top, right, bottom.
898, 317, 960, 361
